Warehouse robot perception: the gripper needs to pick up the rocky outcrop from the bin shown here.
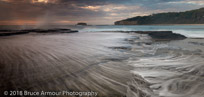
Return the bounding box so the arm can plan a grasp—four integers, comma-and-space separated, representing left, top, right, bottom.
23, 28, 78, 33
0, 31, 29, 36
76, 23, 87, 26
108, 31, 187, 40
0, 29, 78, 37
133, 31, 186, 40
147, 31, 186, 40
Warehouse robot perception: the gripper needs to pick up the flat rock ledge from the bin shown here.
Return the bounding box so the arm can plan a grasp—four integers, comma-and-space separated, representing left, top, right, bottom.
111, 31, 187, 40
0, 28, 78, 36
147, 31, 186, 40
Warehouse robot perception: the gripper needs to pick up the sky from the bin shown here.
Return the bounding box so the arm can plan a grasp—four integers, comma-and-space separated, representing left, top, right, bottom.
0, 0, 204, 25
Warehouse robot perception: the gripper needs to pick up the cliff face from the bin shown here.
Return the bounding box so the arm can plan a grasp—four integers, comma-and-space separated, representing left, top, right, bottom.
115, 8, 204, 25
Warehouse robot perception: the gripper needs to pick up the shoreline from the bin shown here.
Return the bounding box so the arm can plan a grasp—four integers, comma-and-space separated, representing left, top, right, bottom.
0, 30, 204, 97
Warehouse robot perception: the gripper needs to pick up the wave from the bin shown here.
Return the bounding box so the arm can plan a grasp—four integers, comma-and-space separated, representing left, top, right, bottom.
127, 33, 204, 97
78, 25, 204, 38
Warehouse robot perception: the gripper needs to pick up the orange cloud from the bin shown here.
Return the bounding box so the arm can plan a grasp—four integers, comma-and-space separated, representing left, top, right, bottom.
0, 0, 57, 3
32, 0, 57, 3
0, 20, 37, 25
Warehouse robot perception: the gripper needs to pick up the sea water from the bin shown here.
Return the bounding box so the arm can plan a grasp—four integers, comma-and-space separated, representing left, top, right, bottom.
77, 25, 204, 38
1, 25, 204, 38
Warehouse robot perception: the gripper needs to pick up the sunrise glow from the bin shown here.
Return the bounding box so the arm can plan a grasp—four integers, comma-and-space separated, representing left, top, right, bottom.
32, 0, 48, 3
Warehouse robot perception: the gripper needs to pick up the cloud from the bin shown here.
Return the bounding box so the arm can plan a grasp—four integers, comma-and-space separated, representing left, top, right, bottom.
0, 0, 203, 25
80, 6, 102, 11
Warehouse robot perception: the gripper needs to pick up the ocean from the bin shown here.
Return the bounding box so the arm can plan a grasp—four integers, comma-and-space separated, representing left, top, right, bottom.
77, 25, 204, 38
0, 25, 204, 97
1, 25, 204, 38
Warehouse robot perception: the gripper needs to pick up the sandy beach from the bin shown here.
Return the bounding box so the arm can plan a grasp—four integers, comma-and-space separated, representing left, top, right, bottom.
0, 30, 204, 97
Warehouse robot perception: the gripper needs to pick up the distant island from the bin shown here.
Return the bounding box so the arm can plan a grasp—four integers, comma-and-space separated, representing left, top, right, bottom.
76, 22, 87, 26
115, 8, 204, 25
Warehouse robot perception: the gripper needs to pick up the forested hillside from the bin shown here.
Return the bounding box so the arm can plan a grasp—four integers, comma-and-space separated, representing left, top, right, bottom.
115, 8, 204, 25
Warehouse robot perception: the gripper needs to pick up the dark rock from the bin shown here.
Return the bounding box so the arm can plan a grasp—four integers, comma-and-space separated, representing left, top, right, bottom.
0, 28, 78, 37
110, 31, 186, 40
0, 31, 29, 36
121, 31, 186, 40
104, 57, 129, 62
145, 42, 152, 45
189, 42, 204, 46
23, 28, 73, 33
133, 31, 172, 34
147, 31, 186, 40
76, 23, 87, 26
109, 46, 132, 51
0, 30, 15, 32
104, 31, 186, 40
69, 30, 78, 33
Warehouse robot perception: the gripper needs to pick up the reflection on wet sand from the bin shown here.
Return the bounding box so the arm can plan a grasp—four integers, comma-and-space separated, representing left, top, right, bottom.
0, 32, 133, 97
1, 31, 204, 97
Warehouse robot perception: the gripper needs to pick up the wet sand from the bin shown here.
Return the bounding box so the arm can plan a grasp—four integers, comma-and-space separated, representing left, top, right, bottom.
0, 32, 133, 97
0, 31, 204, 97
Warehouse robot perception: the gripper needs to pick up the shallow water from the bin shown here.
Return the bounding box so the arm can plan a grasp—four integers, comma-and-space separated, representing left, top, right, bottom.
0, 27, 204, 97
128, 37, 204, 97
